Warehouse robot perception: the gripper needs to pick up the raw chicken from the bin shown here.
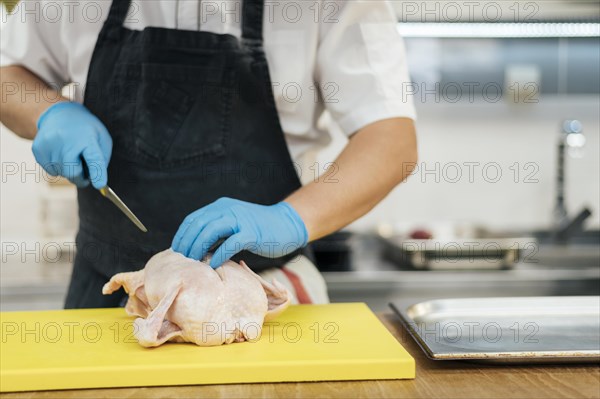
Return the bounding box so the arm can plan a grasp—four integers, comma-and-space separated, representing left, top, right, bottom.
102, 249, 290, 347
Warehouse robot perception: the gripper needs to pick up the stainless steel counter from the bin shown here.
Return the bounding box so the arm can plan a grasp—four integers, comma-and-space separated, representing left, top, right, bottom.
324, 266, 600, 311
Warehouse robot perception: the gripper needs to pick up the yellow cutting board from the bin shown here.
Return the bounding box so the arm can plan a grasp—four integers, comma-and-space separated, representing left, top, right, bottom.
0, 303, 414, 392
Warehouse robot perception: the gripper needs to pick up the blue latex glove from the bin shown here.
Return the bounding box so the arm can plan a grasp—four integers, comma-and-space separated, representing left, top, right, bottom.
171, 197, 309, 268
33, 102, 112, 189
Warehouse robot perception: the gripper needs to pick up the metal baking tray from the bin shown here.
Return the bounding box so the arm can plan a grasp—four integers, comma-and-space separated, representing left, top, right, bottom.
390, 296, 600, 363
380, 236, 536, 270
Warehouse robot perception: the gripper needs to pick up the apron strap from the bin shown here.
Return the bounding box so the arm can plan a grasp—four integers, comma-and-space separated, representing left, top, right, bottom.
241, 0, 264, 42
106, 0, 132, 27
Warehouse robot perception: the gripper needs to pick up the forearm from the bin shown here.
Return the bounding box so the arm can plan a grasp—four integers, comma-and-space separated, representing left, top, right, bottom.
286, 117, 417, 241
0, 65, 67, 140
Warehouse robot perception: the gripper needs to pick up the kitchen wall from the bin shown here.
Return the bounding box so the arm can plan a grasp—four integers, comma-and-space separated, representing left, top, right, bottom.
327, 95, 600, 233
1, 129, 68, 240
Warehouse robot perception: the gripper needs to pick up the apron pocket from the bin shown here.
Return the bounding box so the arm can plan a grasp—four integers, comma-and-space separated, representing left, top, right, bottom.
136, 80, 194, 161
134, 63, 234, 169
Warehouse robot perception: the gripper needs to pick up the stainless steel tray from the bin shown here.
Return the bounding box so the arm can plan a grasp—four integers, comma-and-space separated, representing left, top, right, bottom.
390, 296, 600, 363
380, 236, 536, 270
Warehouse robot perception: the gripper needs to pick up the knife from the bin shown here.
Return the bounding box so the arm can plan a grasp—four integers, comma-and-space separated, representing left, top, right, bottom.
81, 156, 148, 233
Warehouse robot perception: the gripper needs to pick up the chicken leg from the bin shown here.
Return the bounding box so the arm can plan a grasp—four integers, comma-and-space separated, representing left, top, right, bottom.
133, 283, 183, 347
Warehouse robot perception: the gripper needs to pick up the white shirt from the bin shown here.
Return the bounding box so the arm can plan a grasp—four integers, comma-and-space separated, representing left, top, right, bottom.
1, 0, 415, 161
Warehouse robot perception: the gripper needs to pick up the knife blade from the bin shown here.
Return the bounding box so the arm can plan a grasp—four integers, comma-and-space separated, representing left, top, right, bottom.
81, 156, 148, 233
99, 186, 148, 232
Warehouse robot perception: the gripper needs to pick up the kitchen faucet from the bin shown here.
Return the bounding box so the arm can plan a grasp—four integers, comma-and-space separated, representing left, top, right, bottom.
554, 119, 591, 243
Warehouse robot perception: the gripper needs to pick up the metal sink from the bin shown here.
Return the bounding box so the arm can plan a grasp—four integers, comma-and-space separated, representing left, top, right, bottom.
531, 229, 600, 268
532, 229, 600, 246
533, 243, 600, 268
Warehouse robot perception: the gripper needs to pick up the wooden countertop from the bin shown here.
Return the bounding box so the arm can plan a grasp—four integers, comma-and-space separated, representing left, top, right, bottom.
2, 313, 599, 399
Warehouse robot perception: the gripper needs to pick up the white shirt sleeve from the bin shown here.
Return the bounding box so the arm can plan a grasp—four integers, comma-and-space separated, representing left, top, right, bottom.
1, 0, 70, 88
316, 0, 416, 137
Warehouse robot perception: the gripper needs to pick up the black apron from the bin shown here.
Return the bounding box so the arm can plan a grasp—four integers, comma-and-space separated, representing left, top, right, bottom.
65, 0, 306, 308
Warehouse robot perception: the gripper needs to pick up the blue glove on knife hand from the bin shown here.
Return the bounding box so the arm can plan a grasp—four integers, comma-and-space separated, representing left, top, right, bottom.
171, 197, 309, 268
33, 101, 112, 188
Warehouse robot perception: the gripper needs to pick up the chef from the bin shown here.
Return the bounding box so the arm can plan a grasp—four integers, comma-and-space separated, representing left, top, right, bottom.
0, 0, 417, 308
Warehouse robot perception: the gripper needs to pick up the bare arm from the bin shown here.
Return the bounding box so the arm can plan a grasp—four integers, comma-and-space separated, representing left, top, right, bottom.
0, 65, 67, 140
286, 117, 417, 241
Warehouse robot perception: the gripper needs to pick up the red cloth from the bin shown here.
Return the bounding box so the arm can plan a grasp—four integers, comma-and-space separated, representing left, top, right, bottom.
281, 267, 313, 304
